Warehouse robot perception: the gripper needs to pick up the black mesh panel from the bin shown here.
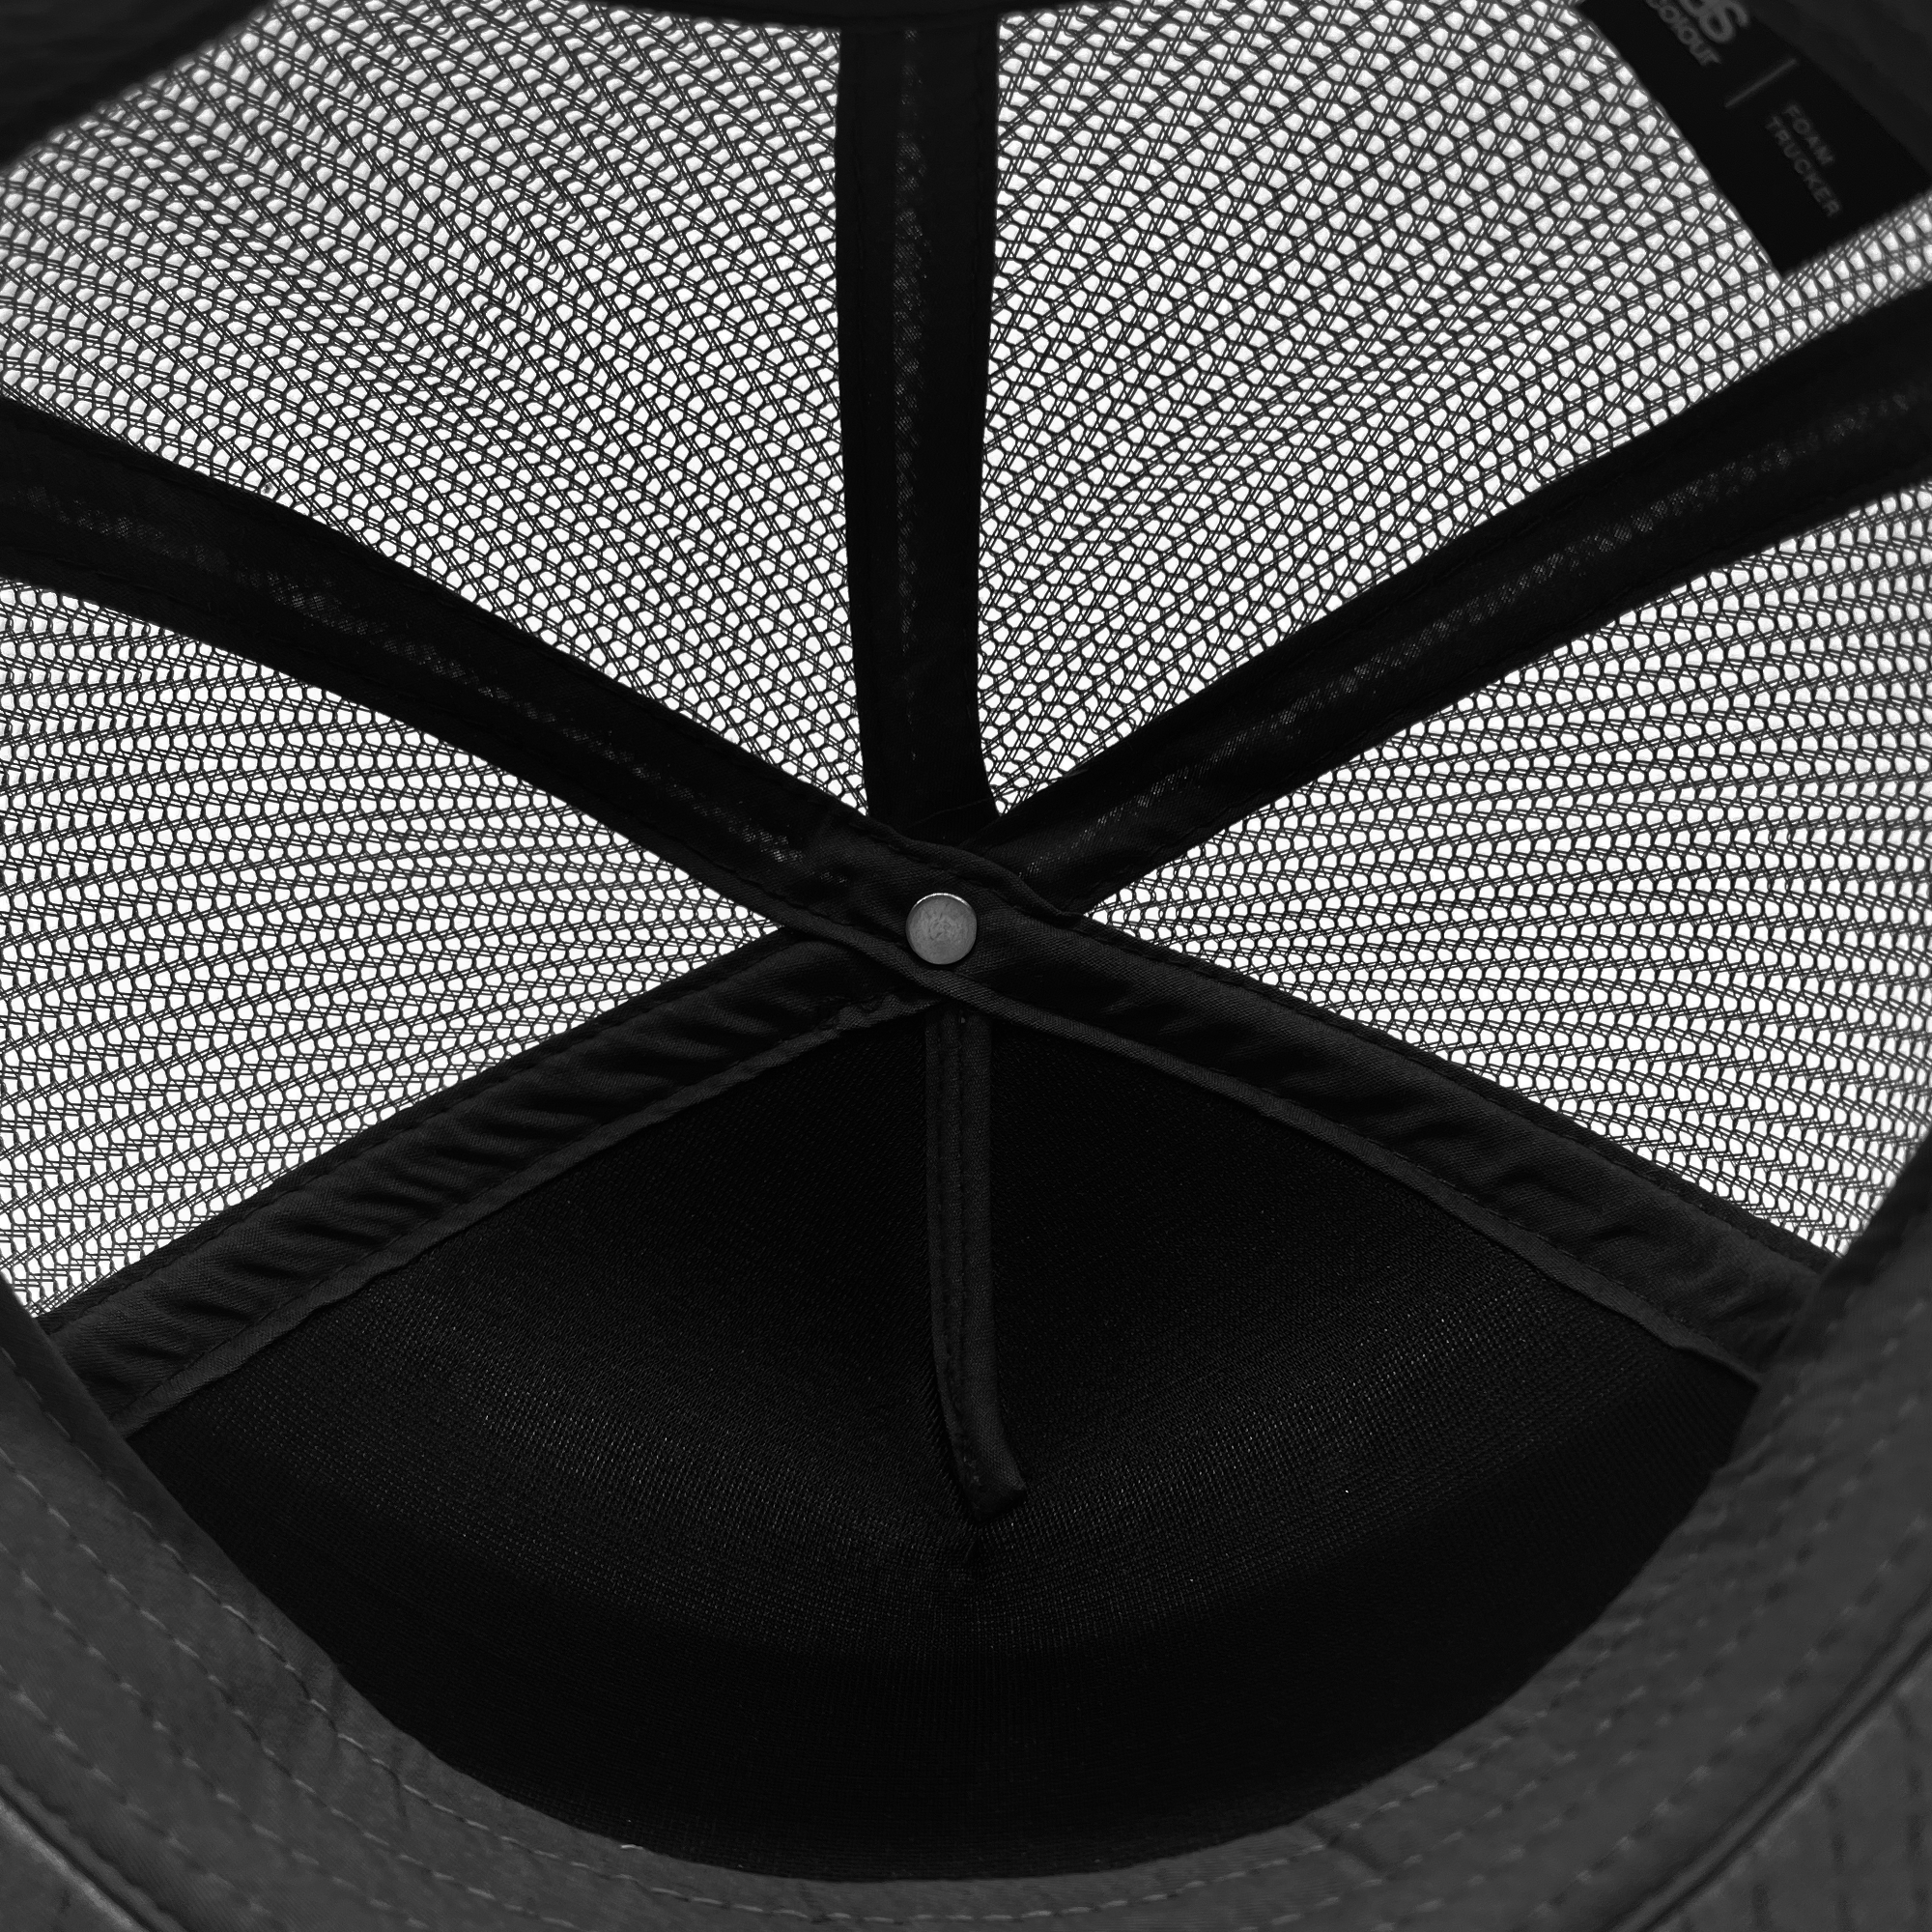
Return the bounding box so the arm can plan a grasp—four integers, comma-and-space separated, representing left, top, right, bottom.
981, 0, 1932, 799
0, 0, 857, 796
1099, 489, 1932, 1249
4, 584, 765, 1310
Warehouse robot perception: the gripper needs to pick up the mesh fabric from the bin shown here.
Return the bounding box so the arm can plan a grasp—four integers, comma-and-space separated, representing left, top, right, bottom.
0, 0, 858, 799
3, 0, 1928, 1273
982, 0, 1932, 801
2, 584, 767, 1311
1099, 488, 1932, 1250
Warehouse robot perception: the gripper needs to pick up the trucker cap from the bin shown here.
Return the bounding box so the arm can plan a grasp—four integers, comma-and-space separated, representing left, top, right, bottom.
2, 0, 1931, 1921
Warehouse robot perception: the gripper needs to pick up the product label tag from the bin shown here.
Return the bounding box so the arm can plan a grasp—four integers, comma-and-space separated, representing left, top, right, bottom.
1577, 0, 1929, 270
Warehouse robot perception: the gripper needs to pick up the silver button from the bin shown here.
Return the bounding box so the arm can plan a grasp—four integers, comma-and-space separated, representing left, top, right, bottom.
906, 892, 977, 966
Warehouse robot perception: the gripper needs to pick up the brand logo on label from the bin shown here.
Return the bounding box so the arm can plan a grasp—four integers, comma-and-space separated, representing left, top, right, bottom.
1640, 0, 1750, 66
1684, 0, 1749, 43
1581, 0, 1930, 270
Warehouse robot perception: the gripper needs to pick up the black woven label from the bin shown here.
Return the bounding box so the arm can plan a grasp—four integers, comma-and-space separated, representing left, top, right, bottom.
1578, 0, 1929, 270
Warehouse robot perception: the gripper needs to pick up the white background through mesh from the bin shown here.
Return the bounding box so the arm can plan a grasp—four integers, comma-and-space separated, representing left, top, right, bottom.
1100, 489, 1932, 1251
0, 0, 860, 801
0, 0, 1928, 1282
984, 0, 1932, 802
2, 586, 767, 1310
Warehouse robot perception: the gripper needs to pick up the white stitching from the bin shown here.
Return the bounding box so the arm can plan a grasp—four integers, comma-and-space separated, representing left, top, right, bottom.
2, 1181, 1923, 1926
0, 1542, 425, 1929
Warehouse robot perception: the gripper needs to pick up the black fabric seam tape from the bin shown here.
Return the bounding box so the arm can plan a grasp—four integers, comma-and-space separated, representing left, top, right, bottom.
983, 279, 1932, 907
36, 929, 815, 1327
923, 1003, 1024, 1518
7, 281, 1928, 967
835, 20, 1001, 838
48, 923, 1813, 1434
75, 987, 932, 1435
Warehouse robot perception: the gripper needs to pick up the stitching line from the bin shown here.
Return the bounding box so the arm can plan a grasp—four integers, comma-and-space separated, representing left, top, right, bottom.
0, 1339, 724, 1925
0, 1549, 420, 1930
993, 290, 1932, 899
59, 933, 798, 1312
78, 987, 912, 1425
2, 1173, 1925, 1925
92, 989, 927, 1430
0, 533, 810, 904
3, 404, 794, 775
1066, 411, 1932, 908
966, 914, 1790, 1357
0, 1757, 199, 1932
0, 1679, 286, 1932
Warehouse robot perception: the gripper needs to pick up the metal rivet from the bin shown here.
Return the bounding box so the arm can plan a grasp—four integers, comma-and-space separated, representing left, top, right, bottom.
906, 892, 977, 966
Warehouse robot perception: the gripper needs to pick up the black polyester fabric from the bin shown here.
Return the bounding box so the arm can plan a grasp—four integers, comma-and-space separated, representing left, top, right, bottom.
130, 1019, 1751, 1879
838, 20, 1002, 839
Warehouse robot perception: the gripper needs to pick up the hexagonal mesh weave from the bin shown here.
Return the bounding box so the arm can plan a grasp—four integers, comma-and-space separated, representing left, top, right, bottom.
0, 0, 859, 799
1099, 486, 1932, 1249
1, 0, 1928, 1285
982, 0, 1932, 800
3, 583, 766, 1309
